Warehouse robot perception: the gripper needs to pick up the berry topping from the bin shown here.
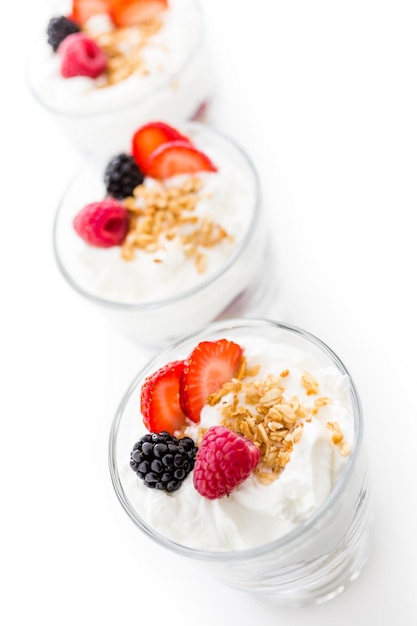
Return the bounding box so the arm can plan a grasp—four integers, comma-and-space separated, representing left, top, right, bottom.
140, 361, 187, 434
109, 0, 168, 28
193, 425, 261, 499
180, 339, 244, 424
71, 0, 110, 25
104, 153, 144, 199
132, 122, 192, 174
130, 431, 198, 493
146, 141, 218, 180
59, 32, 107, 79
73, 199, 128, 247
47, 16, 80, 52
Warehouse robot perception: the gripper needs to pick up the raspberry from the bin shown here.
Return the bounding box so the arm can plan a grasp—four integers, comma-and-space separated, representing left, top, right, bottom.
130, 431, 198, 493
73, 199, 128, 247
193, 426, 261, 500
47, 15, 80, 52
58, 32, 107, 79
104, 153, 144, 199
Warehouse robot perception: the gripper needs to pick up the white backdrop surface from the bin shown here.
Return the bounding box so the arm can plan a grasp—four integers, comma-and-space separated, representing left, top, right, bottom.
1, 1, 416, 624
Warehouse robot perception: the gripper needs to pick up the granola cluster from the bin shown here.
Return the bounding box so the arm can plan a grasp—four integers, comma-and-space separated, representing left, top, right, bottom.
203, 358, 351, 485
88, 19, 163, 87
121, 177, 232, 272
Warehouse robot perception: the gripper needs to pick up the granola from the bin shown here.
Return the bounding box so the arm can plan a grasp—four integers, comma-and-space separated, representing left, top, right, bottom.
204, 358, 350, 485
88, 19, 163, 87
121, 177, 232, 271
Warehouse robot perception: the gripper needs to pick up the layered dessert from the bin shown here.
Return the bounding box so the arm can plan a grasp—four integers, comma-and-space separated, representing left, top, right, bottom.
111, 321, 358, 552
54, 122, 272, 345
27, 0, 213, 153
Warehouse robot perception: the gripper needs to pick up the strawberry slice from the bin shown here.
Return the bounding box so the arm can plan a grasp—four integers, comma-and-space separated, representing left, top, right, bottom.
140, 360, 187, 434
132, 121, 191, 174
109, 0, 168, 27
179, 340, 244, 423
146, 141, 218, 180
71, 0, 110, 25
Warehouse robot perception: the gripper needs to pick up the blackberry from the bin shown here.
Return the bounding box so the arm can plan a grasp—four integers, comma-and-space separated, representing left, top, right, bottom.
130, 431, 198, 493
47, 16, 80, 52
104, 153, 144, 200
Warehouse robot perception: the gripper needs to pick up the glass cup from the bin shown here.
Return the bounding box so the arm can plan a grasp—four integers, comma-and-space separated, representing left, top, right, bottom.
53, 122, 278, 347
108, 318, 371, 607
26, 0, 213, 155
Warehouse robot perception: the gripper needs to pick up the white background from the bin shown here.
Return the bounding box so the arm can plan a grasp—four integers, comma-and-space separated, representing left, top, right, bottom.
2, 1, 417, 624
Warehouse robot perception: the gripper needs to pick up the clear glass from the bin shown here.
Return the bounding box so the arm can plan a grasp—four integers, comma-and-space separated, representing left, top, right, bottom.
26, 0, 214, 155
53, 123, 278, 348
108, 318, 371, 607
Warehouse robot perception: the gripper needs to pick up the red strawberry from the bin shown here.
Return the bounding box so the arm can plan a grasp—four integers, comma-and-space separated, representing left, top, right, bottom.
71, 0, 110, 25
193, 425, 261, 499
109, 0, 168, 27
140, 360, 187, 434
179, 339, 244, 423
131, 122, 192, 173
146, 141, 218, 180
59, 33, 107, 79
73, 199, 128, 247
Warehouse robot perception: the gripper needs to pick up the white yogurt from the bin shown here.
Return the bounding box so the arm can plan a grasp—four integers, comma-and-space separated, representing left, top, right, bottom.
116, 333, 355, 551
27, 0, 213, 154
54, 124, 270, 345
66, 150, 255, 303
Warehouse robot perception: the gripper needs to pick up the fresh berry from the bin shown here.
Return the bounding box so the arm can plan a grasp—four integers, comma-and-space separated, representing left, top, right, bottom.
146, 141, 218, 180
193, 425, 261, 499
109, 0, 168, 28
59, 32, 107, 79
132, 122, 191, 174
73, 199, 128, 247
104, 153, 144, 199
47, 16, 80, 52
71, 0, 110, 25
179, 339, 244, 423
130, 431, 198, 493
140, 361, 187, 434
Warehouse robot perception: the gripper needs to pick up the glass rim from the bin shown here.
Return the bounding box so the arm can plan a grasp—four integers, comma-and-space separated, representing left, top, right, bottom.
52, 122, 262, 311
26, 0, 206, 119
108, 317, 364, 563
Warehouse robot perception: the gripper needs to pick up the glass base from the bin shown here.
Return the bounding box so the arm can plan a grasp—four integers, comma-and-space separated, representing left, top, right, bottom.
211, 479, 372, 607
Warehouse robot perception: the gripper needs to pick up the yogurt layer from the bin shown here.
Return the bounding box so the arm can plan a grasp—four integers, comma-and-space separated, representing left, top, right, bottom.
57, 125, 258, 306
118, 334, 355, 552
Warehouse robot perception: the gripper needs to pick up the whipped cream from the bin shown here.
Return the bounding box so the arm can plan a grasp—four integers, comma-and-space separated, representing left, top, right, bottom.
28, 0, 213, 153
55, 123, 266, 345
117, 333, 355, 551
70, 174, 254, 304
